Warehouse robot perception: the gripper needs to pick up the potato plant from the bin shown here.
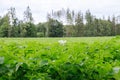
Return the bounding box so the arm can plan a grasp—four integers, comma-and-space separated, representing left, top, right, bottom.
0, 37, 120, 80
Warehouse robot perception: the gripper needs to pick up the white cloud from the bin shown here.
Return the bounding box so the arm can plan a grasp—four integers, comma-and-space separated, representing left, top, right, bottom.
0, 0, 120, 23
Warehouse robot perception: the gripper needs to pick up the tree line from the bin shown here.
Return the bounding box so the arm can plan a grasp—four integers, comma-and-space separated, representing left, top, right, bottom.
0, 6, 120, 37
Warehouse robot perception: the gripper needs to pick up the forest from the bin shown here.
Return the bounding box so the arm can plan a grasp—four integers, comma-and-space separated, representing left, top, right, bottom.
0, 6, 120, 37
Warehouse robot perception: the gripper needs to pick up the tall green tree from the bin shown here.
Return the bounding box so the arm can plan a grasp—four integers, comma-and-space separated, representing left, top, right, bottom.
65, 9, 75, 36
36, 23, 47, 37
47, 19, 63, 37
23, 6, 36, 37
24, 6, 33, 23
116, 24, 120, 35
66, 8, 73, 24
17, 20, 26, 37
0, 14, 10, 37
24, 22, 36, 37
75, 11, 84, 36
8, 7, 18, 37
92, 18, 112, 36
111, 16, 116, 36
85, 10, 94, 36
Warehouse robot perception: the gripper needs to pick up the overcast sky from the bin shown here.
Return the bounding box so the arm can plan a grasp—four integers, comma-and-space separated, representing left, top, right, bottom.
0, 0, 120, 24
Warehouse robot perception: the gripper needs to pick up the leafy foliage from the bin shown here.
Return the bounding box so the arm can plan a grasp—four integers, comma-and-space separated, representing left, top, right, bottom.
0, 37, 120, 79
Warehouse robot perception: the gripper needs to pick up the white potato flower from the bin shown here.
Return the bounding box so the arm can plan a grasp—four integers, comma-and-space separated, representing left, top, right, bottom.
113, 67, 120, 73
58, 40, 67, 45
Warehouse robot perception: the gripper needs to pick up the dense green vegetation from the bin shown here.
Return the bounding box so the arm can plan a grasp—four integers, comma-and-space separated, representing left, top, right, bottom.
0, 37, 120, 80
0, 6, 120, 37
